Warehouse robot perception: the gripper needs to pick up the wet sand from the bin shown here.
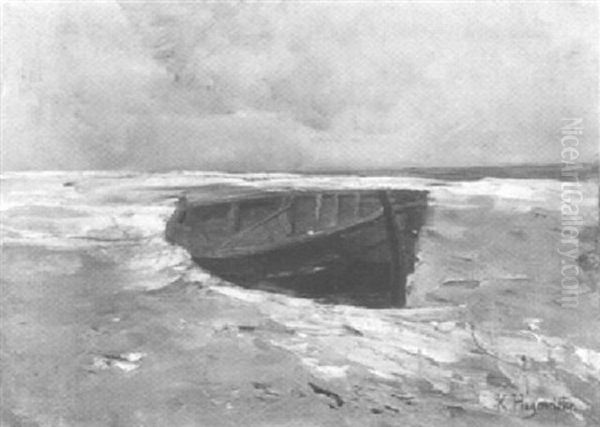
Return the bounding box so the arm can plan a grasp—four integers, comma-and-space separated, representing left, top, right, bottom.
2, 245, 574, 427
1, 245, 484, 427
1, 246, 345, 426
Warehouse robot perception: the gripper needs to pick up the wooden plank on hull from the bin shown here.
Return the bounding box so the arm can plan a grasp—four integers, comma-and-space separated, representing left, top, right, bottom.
228, 202, 240, 233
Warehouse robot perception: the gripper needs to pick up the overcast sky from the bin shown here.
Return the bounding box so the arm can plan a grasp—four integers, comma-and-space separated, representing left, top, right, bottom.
2, 0, 598, 171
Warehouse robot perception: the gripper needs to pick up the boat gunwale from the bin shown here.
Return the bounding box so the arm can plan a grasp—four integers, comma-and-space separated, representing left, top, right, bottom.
177, 189, 428, 258
181, 187, 427, 206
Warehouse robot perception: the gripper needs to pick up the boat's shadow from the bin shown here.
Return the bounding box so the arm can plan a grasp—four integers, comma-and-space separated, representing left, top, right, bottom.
224, 261, 405, 309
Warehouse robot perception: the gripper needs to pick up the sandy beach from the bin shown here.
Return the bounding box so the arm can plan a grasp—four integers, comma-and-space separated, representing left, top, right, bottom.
1, 171, 598, 426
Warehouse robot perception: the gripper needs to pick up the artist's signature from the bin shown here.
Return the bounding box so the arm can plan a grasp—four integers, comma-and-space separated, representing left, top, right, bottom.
480, 392, 578, 418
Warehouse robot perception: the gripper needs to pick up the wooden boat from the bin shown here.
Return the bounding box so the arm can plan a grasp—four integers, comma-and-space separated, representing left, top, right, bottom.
165, 187, 428, 307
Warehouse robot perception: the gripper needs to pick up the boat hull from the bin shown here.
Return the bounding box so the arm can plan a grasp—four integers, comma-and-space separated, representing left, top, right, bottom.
166, 188, 428, 307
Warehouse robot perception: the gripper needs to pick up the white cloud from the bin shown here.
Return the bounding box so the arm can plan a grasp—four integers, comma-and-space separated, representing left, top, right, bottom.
2, 1, 597, 171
